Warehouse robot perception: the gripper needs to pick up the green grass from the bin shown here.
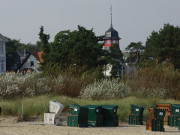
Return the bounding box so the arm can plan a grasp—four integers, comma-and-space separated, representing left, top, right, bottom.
0, 95, 180, 122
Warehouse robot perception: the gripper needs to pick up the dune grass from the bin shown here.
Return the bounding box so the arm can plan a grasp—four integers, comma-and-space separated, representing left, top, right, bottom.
1, 95, 180, 122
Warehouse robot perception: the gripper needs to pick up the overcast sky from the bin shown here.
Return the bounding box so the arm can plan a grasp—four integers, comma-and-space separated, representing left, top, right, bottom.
0, 0, 180, 50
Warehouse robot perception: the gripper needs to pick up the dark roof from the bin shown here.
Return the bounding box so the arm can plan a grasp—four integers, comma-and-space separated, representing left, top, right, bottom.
103, 25, 120, 40
0, 33, 8, 42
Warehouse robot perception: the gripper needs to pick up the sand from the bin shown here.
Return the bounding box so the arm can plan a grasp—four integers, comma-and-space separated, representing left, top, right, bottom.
0, 116, 180, 135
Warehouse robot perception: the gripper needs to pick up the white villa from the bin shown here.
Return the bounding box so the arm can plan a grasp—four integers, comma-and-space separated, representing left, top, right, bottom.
0, 34, 8, 74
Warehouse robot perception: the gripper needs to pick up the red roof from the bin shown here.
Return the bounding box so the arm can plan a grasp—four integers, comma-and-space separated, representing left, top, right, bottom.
31, 51, 43, 63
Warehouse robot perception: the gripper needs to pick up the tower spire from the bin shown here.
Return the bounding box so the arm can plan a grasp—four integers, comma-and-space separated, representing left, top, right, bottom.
110, 5, 113, 28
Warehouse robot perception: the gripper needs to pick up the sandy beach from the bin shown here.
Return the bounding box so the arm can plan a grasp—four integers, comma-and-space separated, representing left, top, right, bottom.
0, 115, 180, 135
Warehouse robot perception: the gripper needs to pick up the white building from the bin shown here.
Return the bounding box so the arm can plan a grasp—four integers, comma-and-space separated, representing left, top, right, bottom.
0, 34, 8, 74
18, 52, 43, 73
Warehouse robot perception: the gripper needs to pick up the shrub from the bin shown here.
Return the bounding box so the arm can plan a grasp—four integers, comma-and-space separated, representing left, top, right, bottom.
79, 79, 131, 100
0, 72, 51, 99
126, 63, 180, 99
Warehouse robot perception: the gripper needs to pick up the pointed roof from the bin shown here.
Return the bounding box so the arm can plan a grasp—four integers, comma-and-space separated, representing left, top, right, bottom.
103, 6, 120, 40
0, 33, 8, 42
31, 51, 43, 63
104, 26, 120, 40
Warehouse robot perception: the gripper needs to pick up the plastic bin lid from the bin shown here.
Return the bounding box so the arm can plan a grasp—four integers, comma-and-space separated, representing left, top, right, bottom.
130, 104, 144, 109
85, 105, 102, 109
101, 105, 118, 109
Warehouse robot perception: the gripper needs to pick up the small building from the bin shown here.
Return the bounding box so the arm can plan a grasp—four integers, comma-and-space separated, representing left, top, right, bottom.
17, 51, 43, 73
0, 33, 8, 74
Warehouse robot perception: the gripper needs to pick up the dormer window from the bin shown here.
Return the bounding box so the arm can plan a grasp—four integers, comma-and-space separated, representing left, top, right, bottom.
0, 44, 3, 53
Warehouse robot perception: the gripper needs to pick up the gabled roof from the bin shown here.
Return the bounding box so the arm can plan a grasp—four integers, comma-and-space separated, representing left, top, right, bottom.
17, 51, 43, 71
31, 51, 43, 63
0, 33, 8, 42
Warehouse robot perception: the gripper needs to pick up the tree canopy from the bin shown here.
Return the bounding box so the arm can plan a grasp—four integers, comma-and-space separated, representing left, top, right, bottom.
125, 41, 144, 64
142, 24, 180, 69
39, 25, 105, 71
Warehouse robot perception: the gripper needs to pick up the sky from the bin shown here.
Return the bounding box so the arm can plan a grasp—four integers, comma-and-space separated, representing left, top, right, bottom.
0, 0, 180, 50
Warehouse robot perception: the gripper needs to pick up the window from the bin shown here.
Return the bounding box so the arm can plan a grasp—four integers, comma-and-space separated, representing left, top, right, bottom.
0, 60, 5, 72
107, 40, 111, 44
112, 40, 116, 44
0, 44, 3, 53
30, 61, 34, 67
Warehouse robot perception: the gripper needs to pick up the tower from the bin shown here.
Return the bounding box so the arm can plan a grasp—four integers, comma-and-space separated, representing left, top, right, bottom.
103, 6, 121, 50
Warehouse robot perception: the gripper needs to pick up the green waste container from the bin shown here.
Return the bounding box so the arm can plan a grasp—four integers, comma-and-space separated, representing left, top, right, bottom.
67, 104, 88, 127
153, 108, 166, 119
130, 105, 144, 115
178, 118, 180, 130
171, 104, 180, 116
129, 115, 143, 125
151, 119, 164, 132
101, 105, 119, 127
86, 105, 103, 127
129, 105, 144, 125
168, 115, 180, 127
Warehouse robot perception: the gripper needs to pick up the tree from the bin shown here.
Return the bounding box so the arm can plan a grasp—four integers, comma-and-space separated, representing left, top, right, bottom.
48, 25, 104, 71
6, 39, 18, 71
38, 26, 50, 66
125, 41, 144, 64
104, 43, 123, 78
142, 24, 180, 69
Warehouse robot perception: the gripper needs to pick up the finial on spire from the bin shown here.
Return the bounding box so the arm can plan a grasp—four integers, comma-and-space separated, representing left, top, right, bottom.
110, 5, 113, 28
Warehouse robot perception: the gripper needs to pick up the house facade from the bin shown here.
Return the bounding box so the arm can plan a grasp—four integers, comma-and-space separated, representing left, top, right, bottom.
18, 52, 43, 73
0, 34, 8, 74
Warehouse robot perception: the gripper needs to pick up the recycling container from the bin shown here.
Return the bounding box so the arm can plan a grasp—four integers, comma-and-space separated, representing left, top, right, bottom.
156, 104, 171, 125
44, 112, 56, 124
129, 115, 143, 125
171, 104, 180, 116
86, 105, 103, 127
101, 105, 119, 126
67, 104, 88, 127
129, 105, 144, 125
146, 108, 165, 131
153, 108, 166, 120
168, 115, 180, 127
130, 105, 144, 115
151, 119, 164, 132
178, 118, 180, 130
49, 100, 64, 119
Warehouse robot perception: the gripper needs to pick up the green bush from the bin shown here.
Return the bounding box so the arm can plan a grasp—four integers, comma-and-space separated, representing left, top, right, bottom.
79, 79, 131, 100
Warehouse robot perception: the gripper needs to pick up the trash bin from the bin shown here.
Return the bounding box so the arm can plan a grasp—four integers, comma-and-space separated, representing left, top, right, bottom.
151, 119, 164, 132
49, 100, 64, 119
130, 105, 144, 115
146, 108, 165, 132
129, 105, 144, 125
156, 104, 171, 125
153, 108, 166, 120
101, 105, 119, 127
178, 118, 180, 130
171, 104, 180, 116
168, 115, 180, 127
67, 104, 88, 127
44, 100, 64, 125
167, 104, 180, 127
152, 108, 165, 132
86, 105, 103, 127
